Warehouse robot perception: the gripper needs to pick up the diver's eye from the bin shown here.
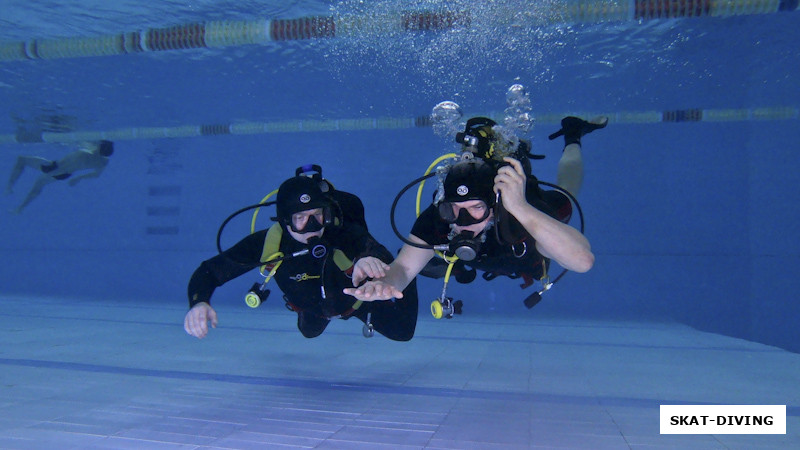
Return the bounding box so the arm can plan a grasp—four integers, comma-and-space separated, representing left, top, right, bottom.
291, 213, 308, 229
469, 204, 486, 217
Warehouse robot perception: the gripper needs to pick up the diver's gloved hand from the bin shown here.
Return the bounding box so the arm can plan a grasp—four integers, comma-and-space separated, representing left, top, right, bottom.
548, 116, 608, 147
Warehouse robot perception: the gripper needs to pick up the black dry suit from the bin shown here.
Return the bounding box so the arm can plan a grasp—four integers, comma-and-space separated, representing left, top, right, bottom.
188, 190, 418, 340
413, 177, 572, 289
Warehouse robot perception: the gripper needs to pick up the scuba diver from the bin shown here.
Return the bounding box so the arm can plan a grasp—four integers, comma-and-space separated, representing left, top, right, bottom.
6, 140, 114, 214
184, 166, 418, 341
344, 116, 605, 315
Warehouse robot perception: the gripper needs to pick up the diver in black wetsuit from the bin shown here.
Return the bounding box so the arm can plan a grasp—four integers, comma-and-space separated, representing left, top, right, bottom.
184, 168, 418, 341
345, 116, 605, 312
6, 140, 114, 214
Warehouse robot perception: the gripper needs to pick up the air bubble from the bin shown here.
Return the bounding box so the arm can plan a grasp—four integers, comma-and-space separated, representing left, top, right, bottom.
431, 101, 463, 138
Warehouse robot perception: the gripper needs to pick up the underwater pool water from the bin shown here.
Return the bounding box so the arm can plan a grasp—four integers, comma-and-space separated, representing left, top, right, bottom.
1, 1, 798, 447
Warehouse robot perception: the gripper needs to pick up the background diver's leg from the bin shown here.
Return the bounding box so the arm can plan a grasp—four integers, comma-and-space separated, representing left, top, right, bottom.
557, 143, 584, 198
552, 116, 607, 198
13, 174, 55, 214
6, 156, 50, 194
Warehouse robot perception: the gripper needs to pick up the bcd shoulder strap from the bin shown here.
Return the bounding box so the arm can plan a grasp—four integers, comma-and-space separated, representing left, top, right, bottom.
260, 223, 284, 263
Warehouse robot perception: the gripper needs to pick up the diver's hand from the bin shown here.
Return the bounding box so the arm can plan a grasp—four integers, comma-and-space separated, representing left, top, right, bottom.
494, 157, 528, 217
352, 256, 390, 286
343, 280, 403, 302
184, 302, 218, 339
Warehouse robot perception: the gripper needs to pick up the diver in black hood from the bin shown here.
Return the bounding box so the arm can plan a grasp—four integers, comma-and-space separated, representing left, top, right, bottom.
345, 115, 605, 316
185, 165, 418, 340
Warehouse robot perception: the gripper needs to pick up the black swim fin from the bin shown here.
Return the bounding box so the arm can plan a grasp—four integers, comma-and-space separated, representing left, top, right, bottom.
548, 116, 608, 147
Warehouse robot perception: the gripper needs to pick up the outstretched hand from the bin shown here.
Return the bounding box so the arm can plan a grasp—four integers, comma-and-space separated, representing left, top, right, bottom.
184, 302, 218, 339
352, 256, 390, 286
343, 279, 403, 302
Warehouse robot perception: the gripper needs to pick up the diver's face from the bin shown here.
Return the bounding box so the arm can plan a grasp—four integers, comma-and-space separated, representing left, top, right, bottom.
287, 208, 325, 243
450, 200, 493, 234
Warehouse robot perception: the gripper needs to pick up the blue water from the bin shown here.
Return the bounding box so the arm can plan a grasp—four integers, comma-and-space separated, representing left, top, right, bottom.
1, 0, 799, 356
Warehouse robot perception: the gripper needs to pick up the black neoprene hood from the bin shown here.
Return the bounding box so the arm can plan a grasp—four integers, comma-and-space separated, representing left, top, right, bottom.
275, 176, 329, 221
442, 160, 496, 206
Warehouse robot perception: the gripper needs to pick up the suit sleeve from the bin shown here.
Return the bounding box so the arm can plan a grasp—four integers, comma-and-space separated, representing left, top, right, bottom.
187, 230, 267, 308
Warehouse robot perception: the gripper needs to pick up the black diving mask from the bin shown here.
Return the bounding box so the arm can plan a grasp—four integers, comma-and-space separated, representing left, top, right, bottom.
288, 207, 333, 233
437, 200, 492, 226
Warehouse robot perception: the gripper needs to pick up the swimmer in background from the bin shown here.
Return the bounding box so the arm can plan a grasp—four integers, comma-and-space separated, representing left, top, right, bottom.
6, 140, 114, 214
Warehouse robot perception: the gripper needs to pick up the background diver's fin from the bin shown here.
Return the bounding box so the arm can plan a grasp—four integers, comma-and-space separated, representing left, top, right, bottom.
548, 116, 608, 146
